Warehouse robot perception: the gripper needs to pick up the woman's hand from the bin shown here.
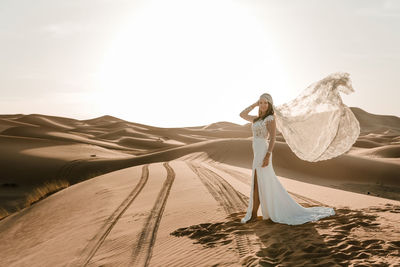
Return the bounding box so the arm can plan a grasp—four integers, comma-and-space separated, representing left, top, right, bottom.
262, 153, 270, 167
239, 100, 259, 122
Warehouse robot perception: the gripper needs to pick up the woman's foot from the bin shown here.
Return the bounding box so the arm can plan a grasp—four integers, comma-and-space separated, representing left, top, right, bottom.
241, 213, 258, 224
248, 212, 258, 222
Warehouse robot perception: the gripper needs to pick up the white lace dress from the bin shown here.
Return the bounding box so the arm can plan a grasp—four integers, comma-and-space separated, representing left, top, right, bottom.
240, 115, 336, 225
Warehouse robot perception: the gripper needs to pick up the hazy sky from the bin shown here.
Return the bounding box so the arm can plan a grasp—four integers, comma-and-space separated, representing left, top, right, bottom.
1, 0, 399, 127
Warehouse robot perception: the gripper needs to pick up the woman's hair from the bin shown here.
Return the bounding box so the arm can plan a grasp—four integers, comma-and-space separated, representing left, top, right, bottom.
253, 102, 274, 123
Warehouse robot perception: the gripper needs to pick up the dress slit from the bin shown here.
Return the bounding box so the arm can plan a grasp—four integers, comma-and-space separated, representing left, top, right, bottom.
253, 168, 258, 217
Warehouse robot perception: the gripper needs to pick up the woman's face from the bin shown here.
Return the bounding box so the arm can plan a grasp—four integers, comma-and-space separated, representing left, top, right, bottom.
258, 98, 269, 113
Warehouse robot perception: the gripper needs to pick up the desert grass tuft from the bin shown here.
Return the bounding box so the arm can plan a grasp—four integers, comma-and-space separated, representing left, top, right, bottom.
2, 171, 106, 221
25, 179, 70, 207
0, 207, 11, 221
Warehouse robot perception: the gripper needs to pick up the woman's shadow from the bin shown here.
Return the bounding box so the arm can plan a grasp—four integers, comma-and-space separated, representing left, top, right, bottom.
170, 203, 400, 266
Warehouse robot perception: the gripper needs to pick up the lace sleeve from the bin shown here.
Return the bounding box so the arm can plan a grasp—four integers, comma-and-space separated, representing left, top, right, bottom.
273, 72, 360, 162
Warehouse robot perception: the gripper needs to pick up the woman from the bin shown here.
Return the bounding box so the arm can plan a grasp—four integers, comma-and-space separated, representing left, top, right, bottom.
239, 72, 360, 225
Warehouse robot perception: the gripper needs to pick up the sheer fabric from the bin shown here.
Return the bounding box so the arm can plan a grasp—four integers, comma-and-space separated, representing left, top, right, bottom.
273, 72, 360, 162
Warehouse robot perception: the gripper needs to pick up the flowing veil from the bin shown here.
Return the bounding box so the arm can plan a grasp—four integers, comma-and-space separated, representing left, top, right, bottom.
273, 72, 360, 162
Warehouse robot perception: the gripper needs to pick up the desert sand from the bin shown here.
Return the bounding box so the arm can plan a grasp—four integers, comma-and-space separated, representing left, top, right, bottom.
0, 107, 399, 266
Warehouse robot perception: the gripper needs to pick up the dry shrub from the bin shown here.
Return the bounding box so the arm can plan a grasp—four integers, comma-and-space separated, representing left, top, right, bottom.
25, 179, 70, 206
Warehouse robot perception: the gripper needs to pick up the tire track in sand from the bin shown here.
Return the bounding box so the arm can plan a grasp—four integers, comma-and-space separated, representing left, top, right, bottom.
208, 162, 325, 207
56, 157, 99, 181
129, 162, 176, 267
72, 164, 150, 267
186, 161, 256, 259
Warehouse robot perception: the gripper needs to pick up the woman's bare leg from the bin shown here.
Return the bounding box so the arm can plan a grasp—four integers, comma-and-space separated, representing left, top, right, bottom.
251, 169, 260, 219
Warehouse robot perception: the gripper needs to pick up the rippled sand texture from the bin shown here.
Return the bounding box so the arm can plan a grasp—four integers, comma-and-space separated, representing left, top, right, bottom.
0, 107, 399, 266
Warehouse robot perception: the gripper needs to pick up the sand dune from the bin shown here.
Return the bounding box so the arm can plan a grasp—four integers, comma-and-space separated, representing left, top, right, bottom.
2, 125, 131, 151
351, 107, 400, 134
15, 114, 80, 130
202, 121, 248, 130
96, 128, 156, 140
354, 139, 385, 148
0, 118, 38, 132
353, 144, 400, 158
0, 107, 399, 266
116, 136, 182, 150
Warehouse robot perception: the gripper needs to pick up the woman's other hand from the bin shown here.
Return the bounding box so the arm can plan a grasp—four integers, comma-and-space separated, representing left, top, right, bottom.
262, 153, 270, 167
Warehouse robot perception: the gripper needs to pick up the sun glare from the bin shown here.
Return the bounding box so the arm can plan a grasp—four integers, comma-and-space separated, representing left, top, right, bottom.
95, 0, 287, 125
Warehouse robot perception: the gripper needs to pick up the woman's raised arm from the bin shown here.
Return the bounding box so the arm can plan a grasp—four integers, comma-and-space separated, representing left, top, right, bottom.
239, 101, 258, 122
